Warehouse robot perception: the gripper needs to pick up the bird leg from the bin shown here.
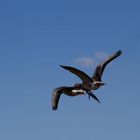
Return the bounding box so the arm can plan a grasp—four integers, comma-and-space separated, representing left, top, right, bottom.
87, 91, 91, 100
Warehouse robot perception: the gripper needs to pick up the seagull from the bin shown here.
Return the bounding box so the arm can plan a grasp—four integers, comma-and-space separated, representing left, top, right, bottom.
60, 50, 122, 98
52, 50, 122, 110
52, 84, 100, 110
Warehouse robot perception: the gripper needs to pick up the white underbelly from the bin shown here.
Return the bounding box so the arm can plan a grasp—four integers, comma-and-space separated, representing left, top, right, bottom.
72, 89, 85, 94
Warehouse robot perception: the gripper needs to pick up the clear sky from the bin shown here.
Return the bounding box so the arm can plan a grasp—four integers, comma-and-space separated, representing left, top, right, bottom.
0, 0, 140, 140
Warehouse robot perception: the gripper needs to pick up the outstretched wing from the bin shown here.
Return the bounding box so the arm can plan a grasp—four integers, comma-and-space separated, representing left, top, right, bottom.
52, 87, 65, 110
92, 50, 122, 81
60, 65, 93, 84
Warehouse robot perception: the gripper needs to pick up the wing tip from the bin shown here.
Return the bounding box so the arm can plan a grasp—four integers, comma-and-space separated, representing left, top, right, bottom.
117, 50, 122, 55
59, 65, 63, 67
52, 106, 57, 110
60, 65, 67, 69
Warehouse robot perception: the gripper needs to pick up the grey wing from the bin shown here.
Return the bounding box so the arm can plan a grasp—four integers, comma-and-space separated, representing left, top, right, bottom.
60, 65, 93, 83
52, 87, 65, 110
92, 50, 122, 81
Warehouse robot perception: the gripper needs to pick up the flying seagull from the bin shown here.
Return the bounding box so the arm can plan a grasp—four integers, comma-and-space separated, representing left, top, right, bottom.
52, 84, 100, 110
52, 50, 122, 110
60, 50, 122, 97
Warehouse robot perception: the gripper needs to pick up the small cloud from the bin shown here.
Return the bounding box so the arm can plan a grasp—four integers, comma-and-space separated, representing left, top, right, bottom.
73, 51, 108, 68
74, 57, 95, 68
95, 51, 108, 61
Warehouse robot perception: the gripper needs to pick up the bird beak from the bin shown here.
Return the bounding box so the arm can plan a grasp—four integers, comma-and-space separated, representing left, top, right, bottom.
101, 82, 106, 86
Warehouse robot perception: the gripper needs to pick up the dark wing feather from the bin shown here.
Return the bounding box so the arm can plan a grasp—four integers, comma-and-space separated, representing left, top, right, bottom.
52, 87, 65, 110
60, 65, 93, 83
86, 91, 100, 103
92, 50, 122, 81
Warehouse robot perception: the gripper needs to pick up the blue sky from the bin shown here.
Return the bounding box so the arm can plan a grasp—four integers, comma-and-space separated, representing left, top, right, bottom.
0, 0, 140, 140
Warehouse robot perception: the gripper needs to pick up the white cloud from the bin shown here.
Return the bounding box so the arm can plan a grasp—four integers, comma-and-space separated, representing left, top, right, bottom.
74, 57, 95, 68
95, 51, 108, 61
73, 51, 108, 68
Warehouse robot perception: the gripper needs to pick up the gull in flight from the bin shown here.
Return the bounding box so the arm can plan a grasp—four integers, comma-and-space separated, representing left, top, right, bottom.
52, 83, 100, 110
52, 50, 122, 110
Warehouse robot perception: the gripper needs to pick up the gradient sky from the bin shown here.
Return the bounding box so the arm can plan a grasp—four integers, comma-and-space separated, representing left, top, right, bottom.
0, 0, 140, 140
